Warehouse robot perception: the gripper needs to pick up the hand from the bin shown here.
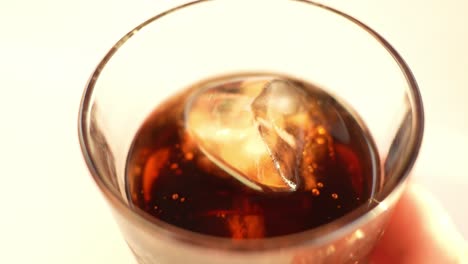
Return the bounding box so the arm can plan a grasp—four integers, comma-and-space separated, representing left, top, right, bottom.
370, 183, 468, 263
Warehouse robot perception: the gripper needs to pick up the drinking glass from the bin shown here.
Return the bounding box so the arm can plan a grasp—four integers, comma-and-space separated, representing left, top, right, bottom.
78, 0, 424, 263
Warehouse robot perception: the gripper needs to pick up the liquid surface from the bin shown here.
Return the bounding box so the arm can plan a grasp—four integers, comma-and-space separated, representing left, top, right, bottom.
126, 73, 378, 239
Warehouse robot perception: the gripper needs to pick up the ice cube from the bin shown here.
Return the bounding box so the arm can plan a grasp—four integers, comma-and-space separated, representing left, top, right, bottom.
185, 77, 333, 192
250, 79, 310, 191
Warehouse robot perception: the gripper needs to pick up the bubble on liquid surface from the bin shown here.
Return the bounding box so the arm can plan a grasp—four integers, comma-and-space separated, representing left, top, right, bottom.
185, 77, 335, 192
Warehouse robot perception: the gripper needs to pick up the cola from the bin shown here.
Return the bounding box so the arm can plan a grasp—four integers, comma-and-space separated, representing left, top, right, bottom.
126, 73, 379, 239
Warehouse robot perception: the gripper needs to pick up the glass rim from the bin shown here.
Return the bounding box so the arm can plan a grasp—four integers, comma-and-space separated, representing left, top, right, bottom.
78, 0, 424, 252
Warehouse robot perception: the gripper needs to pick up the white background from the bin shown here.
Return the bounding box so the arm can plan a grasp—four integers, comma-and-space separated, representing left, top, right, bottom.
0, 0, 466, 263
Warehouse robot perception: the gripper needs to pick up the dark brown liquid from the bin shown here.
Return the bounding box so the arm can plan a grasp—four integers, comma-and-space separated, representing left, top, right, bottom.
126, 74, 378, 239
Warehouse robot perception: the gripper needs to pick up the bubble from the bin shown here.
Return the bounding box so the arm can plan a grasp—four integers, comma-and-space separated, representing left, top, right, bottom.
311, 188, 320, 196
316, 126, 327, 135
185, 152, 194, 160
315, 137, 326, 145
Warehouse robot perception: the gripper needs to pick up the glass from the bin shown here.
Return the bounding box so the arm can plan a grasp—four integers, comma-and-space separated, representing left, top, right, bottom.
78, 0, 424, 263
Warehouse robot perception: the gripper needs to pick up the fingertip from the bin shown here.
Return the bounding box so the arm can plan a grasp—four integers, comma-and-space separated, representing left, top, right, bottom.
370, 182, 466, 263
